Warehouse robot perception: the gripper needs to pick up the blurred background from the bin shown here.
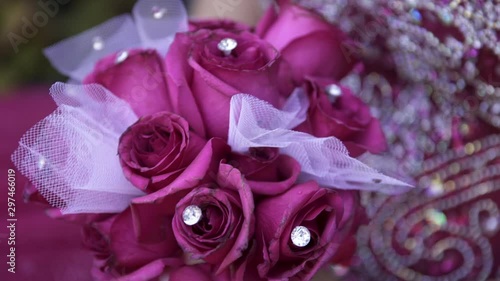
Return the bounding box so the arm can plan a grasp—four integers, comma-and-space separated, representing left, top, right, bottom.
0, 1, 136, 94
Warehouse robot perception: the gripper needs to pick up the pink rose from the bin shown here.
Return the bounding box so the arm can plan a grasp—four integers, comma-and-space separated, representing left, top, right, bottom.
300, 77, 386, 156
257, 0, 356, 83
172, 163, 254, 274
253, 182, 356, 280
166, 29, 283, 139
131, 139, 254, 274
84, 49, 171, 117
82, 212, 182, 281
118, 111, 205, 192
228, 148, 301, 195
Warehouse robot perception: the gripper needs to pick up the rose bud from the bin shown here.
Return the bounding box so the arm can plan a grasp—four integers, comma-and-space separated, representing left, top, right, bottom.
118, 111, 205, 192
257, 0, 356, 84
253, 182, 356, 280
166, 28, 284, 139
84, 49, 172, 117
299, 77, 386, 156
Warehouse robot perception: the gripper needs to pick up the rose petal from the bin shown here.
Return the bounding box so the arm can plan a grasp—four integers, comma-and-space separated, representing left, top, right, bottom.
131, 139, 231, 242
109, 208, 179, 268
84, 49, 172, 117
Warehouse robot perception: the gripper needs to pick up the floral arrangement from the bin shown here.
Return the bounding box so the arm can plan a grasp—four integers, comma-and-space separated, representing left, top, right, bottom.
11, 0, 500, 280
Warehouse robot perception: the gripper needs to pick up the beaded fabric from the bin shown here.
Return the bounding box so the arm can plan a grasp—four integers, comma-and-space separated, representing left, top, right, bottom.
292, 0, 500, 280
295, 0, 500, 174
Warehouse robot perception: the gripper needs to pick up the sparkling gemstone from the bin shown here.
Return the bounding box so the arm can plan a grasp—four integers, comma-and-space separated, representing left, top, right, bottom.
483, 217, 499, 232
92, 37, 104, 51
217, 38, 238, 56
152, 6, 167, 19
182, 205, 202, 226
425, 209, 447, 227
491, 103, 500, 115
115, 51, 129, 64
331, 264, 349, 277
438, 9, 453, 25
325, 84, 342, 102
291, 226, 311, 247
37, 157, 46, 170
409, 9, 422, 23
427, 178, 444, 197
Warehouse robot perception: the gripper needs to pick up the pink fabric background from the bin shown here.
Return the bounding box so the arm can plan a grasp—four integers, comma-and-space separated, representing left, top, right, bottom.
0, 87, 93, 281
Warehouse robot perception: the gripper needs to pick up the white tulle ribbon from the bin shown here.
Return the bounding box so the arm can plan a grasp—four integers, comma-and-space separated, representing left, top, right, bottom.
44, 0, 187, 81
11, 83, 145, 214
133, 0, 188, 54
228, 89, 413, 194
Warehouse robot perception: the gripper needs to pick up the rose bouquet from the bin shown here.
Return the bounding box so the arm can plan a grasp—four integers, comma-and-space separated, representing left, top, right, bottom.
10, 0, 433, 280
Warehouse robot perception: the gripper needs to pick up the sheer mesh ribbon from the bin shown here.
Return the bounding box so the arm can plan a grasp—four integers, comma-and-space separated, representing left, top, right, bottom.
44, 0, 187, 81
228, 89, 413, 193
11, 83, 144, 214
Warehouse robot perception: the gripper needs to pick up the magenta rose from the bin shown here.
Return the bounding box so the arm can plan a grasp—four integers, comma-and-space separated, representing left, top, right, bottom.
172, 162, 254, 274
253, 182, 356, 280
228, 148, 301, 195
299, 77, 386, 156
257, 0, 356, 83
84, 49, 172, 117
131, 139, 254, 274
118, 111, 205, 192
82, 211, 183, 281
166, 28, 283, 139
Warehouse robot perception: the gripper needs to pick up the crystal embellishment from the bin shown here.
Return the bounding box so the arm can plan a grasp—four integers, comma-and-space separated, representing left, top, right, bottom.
37, 157, 46, 170
291, 226, 311, 247
182, 205, 202, 226
92, 37, 104, 51
217, 38, 238, 56
483, 217, 499, 232
325, 84, 342, 102
410, 9, 422, 23
438, 9, 453, 25
152, 6, 167, 19
115, 51, 129, 64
